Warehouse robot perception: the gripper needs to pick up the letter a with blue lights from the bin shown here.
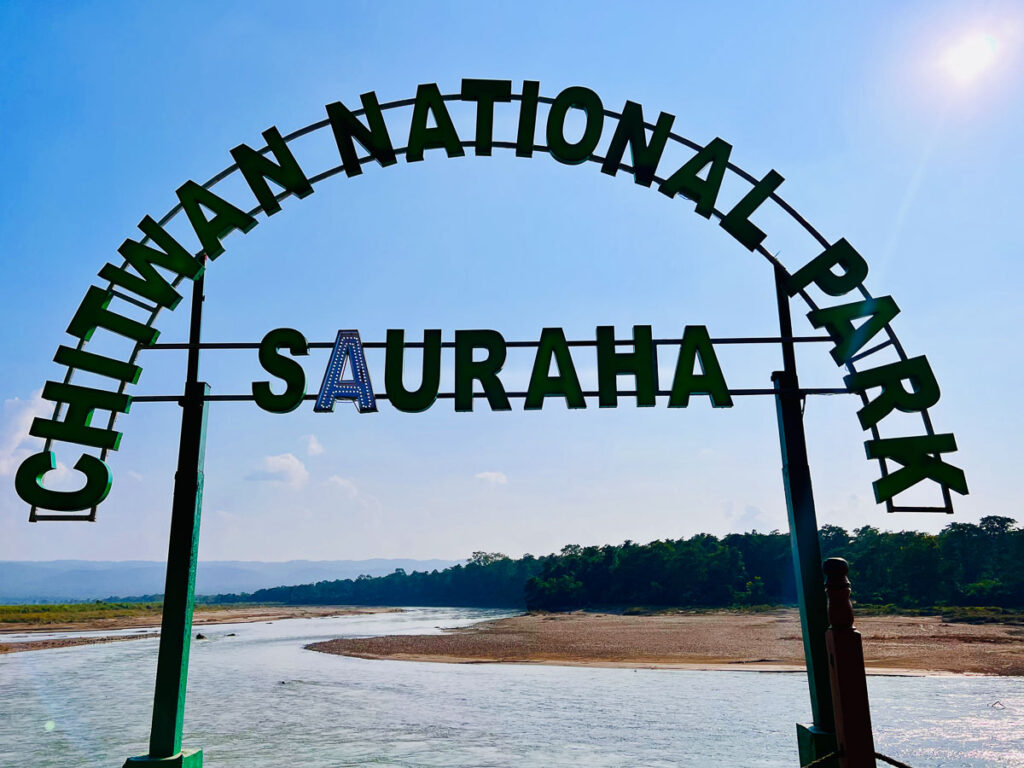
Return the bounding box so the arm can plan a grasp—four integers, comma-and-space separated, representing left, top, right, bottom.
314, 330, 377, 413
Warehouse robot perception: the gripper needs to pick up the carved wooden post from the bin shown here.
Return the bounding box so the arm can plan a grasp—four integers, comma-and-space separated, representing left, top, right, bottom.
824, 558, 876, 767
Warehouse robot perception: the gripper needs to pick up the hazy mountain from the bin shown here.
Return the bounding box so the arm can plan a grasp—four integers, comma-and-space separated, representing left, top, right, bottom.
0, 559, 461, 603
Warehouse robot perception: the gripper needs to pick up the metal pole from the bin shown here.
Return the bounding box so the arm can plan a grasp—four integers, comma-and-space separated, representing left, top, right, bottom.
125, 268, 208, 768
771, 265, 838, 767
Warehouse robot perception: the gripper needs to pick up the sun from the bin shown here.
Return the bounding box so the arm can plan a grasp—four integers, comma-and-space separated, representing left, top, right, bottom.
942, 32, 999, 84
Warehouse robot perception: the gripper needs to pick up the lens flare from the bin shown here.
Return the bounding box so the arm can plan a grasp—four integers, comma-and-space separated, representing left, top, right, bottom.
942, 32, 998, 84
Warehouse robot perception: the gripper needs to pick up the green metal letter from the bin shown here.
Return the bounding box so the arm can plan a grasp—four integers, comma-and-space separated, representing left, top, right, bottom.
29, 381, 131, 450
231, 126, 314, 216
385, 329, 442, 413
786, 239, 868, 298
808, 296, 900, 366
844, 356, 939, 430
54, 346, 141, 385
461, 79, 513, 156
546, 86, 603, 165
67, 286, 160, 346
720, 169, 784, 251
668, 325, 733, 407
99, 215, 205, 310
525, 327, 585, 410
865, 434, 968, 502
176, 181, 257, 259
601, 100, 674, 187
326, 92, 398, 177
454, 330, 511, 412
658, 137, 732, 218
15, 450, 111, 511
516, 80, 540, 158
253, 328, 308, 414
407, 83, 466, 162
596, 325, 656, 407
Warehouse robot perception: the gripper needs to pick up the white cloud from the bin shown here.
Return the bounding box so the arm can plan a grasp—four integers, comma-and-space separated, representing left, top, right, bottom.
324, 475, 382, 514
128, 471, 144, 482
303, 434, 324, 456
326, 474, 358, 498
246, 453, 309, 489
0, 390, 49, 477
474, 471, 508, 485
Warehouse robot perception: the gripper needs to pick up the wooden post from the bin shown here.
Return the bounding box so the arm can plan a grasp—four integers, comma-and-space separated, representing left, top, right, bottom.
824, 558, 876, 768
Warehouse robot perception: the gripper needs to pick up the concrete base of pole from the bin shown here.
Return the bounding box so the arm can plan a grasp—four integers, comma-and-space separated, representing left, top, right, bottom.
797, 724, 837, 767
123, 749, 202, 767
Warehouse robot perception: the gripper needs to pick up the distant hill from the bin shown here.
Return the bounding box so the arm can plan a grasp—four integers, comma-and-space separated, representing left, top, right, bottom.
0, 559, 460, 603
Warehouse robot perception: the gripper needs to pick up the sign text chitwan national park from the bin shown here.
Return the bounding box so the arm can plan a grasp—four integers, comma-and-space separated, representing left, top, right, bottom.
15, 80, 967, 515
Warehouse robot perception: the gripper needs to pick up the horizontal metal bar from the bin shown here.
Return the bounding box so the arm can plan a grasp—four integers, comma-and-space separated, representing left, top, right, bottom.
29, 512, 97, 522
708, 336, 831, 345
849, 338, 894, 364
110, 289, 160, 314
727, 388, 850, 396
131, 386, 851, 403
888, 505, 955, 514
146, 335, 833, 351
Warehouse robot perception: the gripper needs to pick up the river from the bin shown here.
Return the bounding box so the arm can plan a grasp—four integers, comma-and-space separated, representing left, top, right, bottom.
1, 608, 1021, 766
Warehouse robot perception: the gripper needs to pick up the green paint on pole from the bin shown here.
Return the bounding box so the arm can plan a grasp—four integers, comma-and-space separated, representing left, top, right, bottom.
124, 270, 208, 768
774, 369, 838, 768
771, 266, 837, 767
153, 381, 208, 754
123, 381, 208, 767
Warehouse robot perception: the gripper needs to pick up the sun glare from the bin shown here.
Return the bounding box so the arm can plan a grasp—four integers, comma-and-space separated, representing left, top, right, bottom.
942, 32, 999, 84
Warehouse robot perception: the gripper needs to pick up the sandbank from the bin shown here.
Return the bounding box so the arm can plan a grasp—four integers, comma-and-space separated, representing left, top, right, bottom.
0, 605, 398, 654
308, 609, 1024, 676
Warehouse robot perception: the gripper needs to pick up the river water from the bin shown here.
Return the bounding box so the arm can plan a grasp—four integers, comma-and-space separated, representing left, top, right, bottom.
1, 608, 1021, 767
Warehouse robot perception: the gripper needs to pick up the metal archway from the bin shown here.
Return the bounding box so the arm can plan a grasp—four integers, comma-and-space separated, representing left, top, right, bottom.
14, 82, 967, 768
29, 88, 952, 522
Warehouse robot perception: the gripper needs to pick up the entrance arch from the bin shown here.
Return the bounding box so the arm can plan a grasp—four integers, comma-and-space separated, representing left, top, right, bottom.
12, 79, 971, 768
17, 82, 965, 520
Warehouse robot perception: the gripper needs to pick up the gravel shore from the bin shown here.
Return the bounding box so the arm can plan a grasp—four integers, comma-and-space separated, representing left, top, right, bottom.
0, 633, 159, 654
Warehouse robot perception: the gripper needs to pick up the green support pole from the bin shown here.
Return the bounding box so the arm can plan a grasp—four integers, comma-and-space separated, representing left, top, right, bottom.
772, 266, 838, 768
125, 271, 208, 768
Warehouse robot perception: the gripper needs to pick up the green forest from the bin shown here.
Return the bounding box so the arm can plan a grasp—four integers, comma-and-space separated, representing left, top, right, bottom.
216, 517, 1023, 611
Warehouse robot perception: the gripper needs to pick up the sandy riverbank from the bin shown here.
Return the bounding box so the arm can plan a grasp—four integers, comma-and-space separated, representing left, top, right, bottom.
0, 606, 399, 654
308, 609, 1024, 676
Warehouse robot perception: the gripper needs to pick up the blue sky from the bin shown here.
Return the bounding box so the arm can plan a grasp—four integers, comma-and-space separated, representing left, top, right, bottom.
1, 1, 1021, 562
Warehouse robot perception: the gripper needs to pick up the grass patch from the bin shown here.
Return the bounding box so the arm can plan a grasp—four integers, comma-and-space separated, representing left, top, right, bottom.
0, 602, 264, 625
0, 602, 164, 624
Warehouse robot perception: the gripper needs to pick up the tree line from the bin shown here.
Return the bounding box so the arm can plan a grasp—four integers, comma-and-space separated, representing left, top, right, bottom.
212, 517, 1022, 611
